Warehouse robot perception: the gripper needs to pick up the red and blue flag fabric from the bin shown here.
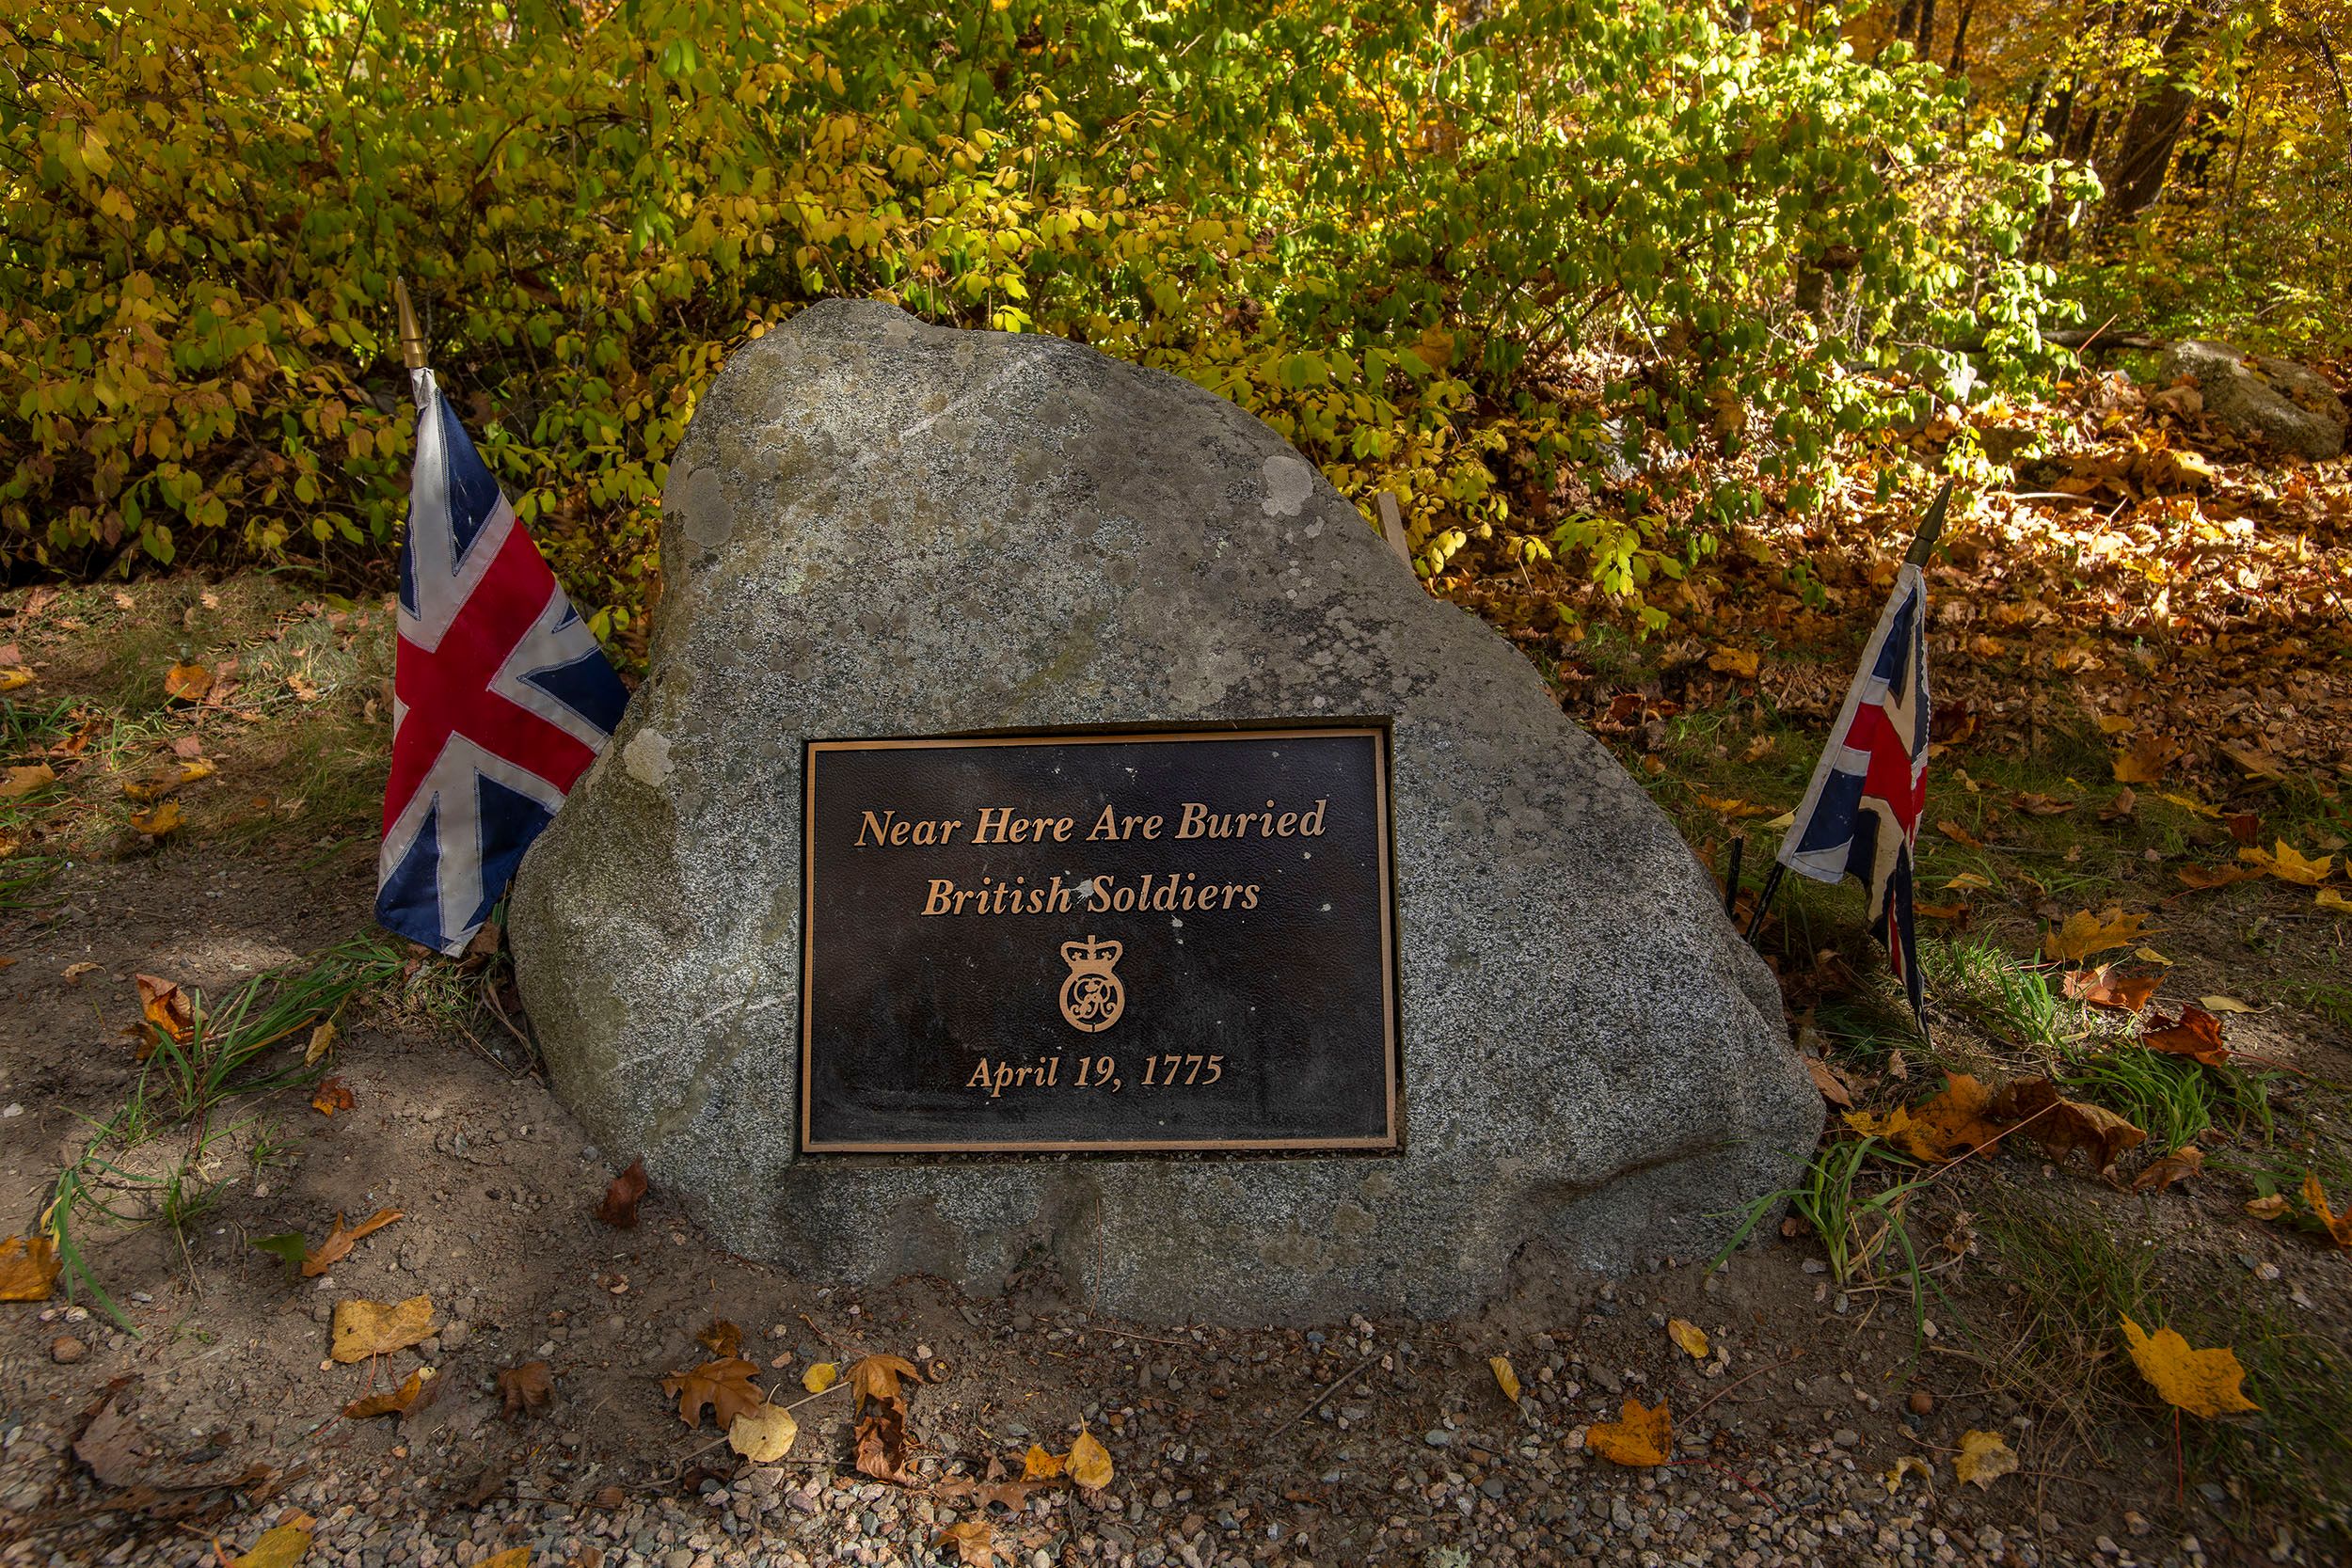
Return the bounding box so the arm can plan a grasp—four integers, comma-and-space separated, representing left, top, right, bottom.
377, 368, 629, 955
1777, 562, 1931, 1029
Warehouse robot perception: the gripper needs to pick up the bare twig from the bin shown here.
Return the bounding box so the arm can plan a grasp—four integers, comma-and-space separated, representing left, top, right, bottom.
1263, 1348, 1386, 1442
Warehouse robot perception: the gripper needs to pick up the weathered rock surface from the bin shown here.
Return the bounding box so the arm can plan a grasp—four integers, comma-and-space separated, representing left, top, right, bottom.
2158, 340, 2346, 461
510, 299, 1819, 1324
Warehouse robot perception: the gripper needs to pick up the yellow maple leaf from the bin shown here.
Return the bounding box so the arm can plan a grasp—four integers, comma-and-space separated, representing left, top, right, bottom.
801, 1360, 838, 1394
2043, 907, 2150, 964
1489, 1354, 1520, 1402
1022, 1443, 1065, 1481
130, 800, 185, 836
1583, 1398, 1671, 1466
2120, 1316, 2258, 1418
1666, 1319, 1709, 1360
1067, 1428, 1114, 1490
227, 1514, 316, 1568
0, 1233, 62, 1301
2317, 888, 2352, 916
2238, 840, 2333, 886
1954, 1430, 2017, 1488
1707, 646, 1760, 679
1883, 1454, 1933, 1495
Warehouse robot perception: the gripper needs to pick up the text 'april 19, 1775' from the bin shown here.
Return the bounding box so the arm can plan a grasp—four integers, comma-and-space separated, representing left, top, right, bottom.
799, 725, 1400, 1154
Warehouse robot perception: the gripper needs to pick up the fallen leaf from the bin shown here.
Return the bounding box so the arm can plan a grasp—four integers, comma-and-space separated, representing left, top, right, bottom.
2141, 1006, 2232, 1067
304, 1022, 337, 1065
2218, 742, 2284, 780
135, 974, 197, 1046
1883, 1454, 1933, 1496
2061, 964, 2161, 1013
2043, 908, 2151, 964
2112, 736, 2169, 784
226, 1513, 314, 1568
697, 1319, 744, 1359
2011, 791, 2074, 816
1067, 1429, 1114, 1491
662, 1357, 764, 1431
853, 1392, 914, 1483
2199, 994, 2256, 1013
287, 673, 323, 703
2245, 1194, 2289, 1221
310, 1077, 355, 1117
2099, 787, 2137, 821
123, 758, 218, 802
849, 1354, 922, 1407
163, 662, 212, 703
1954, 1430, 2018, 1489
2121, 1316, 2258, 1417
2226, 812, 2261, 846
1583, 1398, 1671, 1466
63, 960, 100, 983
2174, 864, 2263, 891
2319, 888, 2352, 915
1804, 1055, 1854, 1107
130, 800, 184, 836
0, 1233, 62, 1301
479, 1551, 531, 1568
2159, 791, 2222, 818
801, 1361, 839, 1395
729, 1401, 800, 1463
249, 1232, 309, 1275
0, 763, 56, 800
500, 1360, 554, 1418
1707, 646, 1760, 679
1849, 1074, 2009, 1162
1991, 1078, 2146, 1173
1489, 1354, 1520, 1402
1941, 870, 1994, 891
2238, 841, 2333, 886
932, 1519, 996, 1568
1022, 1443, 1066, 1481
2133, 1147, 2203, 1195
343, 1367, 438, 1420
300, 1208, 402, 1277
595, 1158, 647, 1227
0, 665, 32, 693
2135, 947, 2172, 965
2304, 1174, 2352, 1249
330, 1296, 436, 1362
1666, 1319, 1709, 1360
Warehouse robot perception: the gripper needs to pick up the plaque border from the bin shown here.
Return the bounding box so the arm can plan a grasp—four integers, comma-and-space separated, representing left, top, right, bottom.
797, 721, 1403, 1156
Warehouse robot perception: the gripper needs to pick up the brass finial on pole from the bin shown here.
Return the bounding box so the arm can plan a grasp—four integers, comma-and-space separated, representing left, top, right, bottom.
395, 278, 426, 372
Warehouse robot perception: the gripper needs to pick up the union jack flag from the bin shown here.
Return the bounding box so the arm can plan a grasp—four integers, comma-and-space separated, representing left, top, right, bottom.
376, 367, 629, 955
1777, 560, 1931, 1030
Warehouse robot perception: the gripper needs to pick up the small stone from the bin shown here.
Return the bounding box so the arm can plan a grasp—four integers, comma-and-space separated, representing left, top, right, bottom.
50, 1336, 87, 1365
1422, 1431, 1454, 1448
444, 1321, 471, 1351
2123, 1512, 2149, 1537
1831, 1428, 1860, 1449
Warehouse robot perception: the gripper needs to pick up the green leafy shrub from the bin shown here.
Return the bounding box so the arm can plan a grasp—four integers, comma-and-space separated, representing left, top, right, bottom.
2, 0, 2080, 640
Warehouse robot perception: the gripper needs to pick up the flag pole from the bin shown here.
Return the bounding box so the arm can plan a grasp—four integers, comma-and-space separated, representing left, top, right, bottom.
1745, 477, 1956, 947
395, 279, 427, 372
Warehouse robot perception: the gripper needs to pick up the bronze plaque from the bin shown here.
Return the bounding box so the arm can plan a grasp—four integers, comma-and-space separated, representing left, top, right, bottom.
799, 724, 1400, 1153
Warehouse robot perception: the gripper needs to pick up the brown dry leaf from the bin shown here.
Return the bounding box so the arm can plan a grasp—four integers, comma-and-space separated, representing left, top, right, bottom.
595, 1159, 647, 1227
129, 800, 184, 836
2112, 736, 2170, 784
1021, 1444, 1066, 1481
1804, 1055, 1854, 1107
728, 1400, 800, 1463
1583, 1398, 1671, 1466
2218, 741, 2285, 780
301, 1208, 402, 1277
1707, 646, 1760, 679
2245, 1194, 2289, 1221
310, 1077, 355, 1117
1992, 1078, 2147, 1173
849, 1354, 923, 1408
2043, 908, 2151, 964
2061, 964, 2161, 1013
662, 1357, 763, 1431
225, 1513, 315, 1568
935, 1519, 996, 1568
135, 974, 197, 1046
2011, 791, 2074, 816
2133, 1146, 2203, 1195
0, 763, 56, 800
1883, 1454, 1934, 1496
1067, 1429, 1114, 1491
477, 1552, 530, 1568
342, 1367, 438, 1421
1954, 1430, 2018, 1489
2121, 1316, 2258, 1417
1936, 818, 1985, 848
1666, 1319, 1709, 1360
2239, 841, 2334, 886
123, 759, 218, 803
2174, 864, 2263, 891
0, 1233, 62, 1301
1849, 1074, 2009, 1163
2099, 787, 2137, 822
1489, 1354, 1521, 1402
696, 1319, 744, 1359
2200, 994, 2256, 1013
500, 1360, 554, 1418
2141, 1006, 2232, 1068
330, 1296, 435, 1362
853, 1393, 914, 1483
287, 673, 323, 703
163, 662, 212, 703
2304, 1173, 2352, 1249
304, 1022, 337, 1066
2225, 812, 2261, 846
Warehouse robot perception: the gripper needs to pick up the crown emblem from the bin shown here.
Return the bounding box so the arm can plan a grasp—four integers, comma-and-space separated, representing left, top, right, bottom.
1057, 935, 1124, 1033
